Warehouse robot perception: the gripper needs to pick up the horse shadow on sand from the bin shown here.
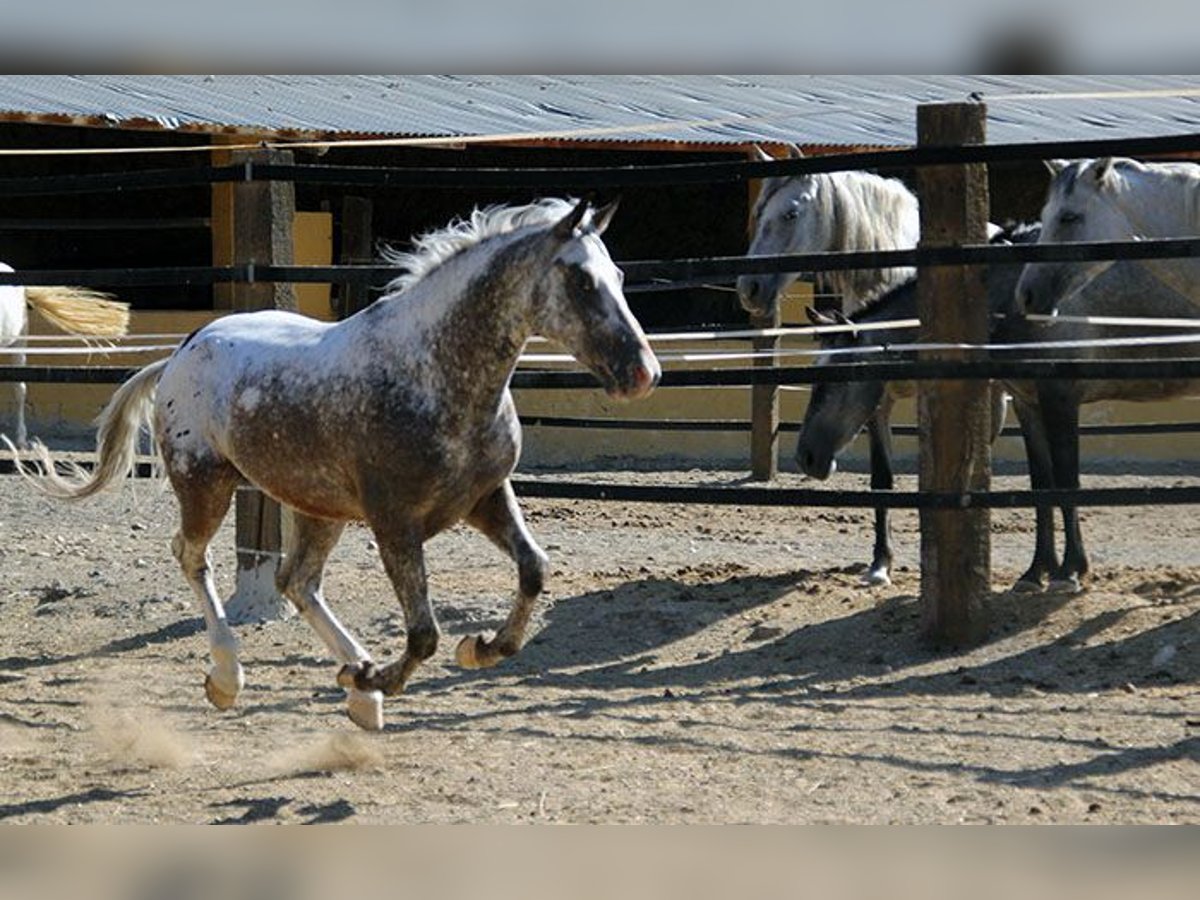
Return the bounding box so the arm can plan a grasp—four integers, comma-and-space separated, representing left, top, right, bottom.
409, 566, 1198, 797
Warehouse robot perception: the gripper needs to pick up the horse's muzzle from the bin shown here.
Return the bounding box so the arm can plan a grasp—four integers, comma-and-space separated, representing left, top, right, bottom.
607, 350, 661, 401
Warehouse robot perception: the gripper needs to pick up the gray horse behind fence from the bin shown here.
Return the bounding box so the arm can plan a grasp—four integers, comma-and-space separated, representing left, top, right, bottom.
797, 221, 1200, 592
14, 197, 661, 730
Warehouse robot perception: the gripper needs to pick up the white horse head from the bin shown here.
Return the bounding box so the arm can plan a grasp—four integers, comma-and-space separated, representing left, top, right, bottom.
737, 147, 919, 318
1016, 157, 1200, 314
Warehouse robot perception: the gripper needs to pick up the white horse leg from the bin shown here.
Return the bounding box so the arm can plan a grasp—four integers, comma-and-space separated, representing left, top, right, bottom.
168, 463, 245, 710
276, 514, 383, 731
458, 481, 549, 668
13, 380, 27, 449
173, 532, 244, 709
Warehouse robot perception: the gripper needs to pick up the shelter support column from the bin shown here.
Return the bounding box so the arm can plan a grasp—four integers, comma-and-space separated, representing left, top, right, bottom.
222, 148, 298, 624
916, 101, 992, 646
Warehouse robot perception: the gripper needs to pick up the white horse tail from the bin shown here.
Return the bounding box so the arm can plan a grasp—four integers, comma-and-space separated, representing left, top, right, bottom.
10, 358, 168, 500
24, 286, 130, 338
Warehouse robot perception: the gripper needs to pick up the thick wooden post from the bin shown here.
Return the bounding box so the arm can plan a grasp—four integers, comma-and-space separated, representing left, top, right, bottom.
916, 102, 992, 646
334, 196, 374, 320
225, 148, 297, 624
749, 309, 780, 481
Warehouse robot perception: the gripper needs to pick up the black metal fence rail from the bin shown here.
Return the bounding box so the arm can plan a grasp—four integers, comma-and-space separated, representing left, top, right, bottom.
509, 480, 1200, 510
6, 357, 1200, 388
2, 130, 1197, 200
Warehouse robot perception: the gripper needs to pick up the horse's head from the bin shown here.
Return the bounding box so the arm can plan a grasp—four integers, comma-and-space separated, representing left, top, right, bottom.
738, 146, 829, 318
1015, 157, 1134, 315
794, 306, 887, 480
534, 198, 660, 401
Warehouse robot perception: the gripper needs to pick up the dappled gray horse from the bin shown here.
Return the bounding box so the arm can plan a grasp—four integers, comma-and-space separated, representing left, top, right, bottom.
798, 222, 1200, 592
17, 197, 660, 730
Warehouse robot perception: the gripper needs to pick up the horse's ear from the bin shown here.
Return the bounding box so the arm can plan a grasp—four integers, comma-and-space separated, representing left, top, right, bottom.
1044, 158, 1069, 177
805, 306, 836, 326
1091, 157, 1117, 185
591, 197, 620, 235
832, 310, 852, 326
553, 198, 590, 241
750, 145, 774, 163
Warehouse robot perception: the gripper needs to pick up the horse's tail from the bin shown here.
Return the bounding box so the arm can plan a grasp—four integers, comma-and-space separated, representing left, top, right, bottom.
7, 358, 169, 500
24, 286, 130, 338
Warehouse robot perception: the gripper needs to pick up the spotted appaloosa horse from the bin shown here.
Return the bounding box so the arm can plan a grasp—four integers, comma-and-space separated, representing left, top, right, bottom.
18, 197, 660, 730
1, 263, 129, 446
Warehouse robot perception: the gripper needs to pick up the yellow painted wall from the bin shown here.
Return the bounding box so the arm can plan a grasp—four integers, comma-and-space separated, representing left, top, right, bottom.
8, 274, 1199, 465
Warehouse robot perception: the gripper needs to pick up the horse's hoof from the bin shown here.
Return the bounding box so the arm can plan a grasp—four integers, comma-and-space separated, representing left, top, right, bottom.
204, 673, 239, 710
1011, 578, 1044, 594
1048, 576, 1084, 594
861, 569, 891, 587
346, 689, 384, 732
455, 635, 485, 670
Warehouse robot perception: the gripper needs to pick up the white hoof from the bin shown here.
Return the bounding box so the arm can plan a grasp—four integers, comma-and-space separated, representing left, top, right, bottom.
861, 568, 891, 587
204, 666, 243, 711
1048, 576, 1084, 594
1011, 578, 1044, 594
347, 688, 384, 732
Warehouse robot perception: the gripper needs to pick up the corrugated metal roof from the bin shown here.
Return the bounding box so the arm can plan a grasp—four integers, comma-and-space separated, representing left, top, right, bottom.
0, 75, 1198, 148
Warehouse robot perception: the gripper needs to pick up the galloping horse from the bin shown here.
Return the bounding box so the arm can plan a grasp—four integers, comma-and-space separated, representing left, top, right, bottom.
1, 263, 129, 446
1016, 157, 1200, 312
16, 198, 661, 731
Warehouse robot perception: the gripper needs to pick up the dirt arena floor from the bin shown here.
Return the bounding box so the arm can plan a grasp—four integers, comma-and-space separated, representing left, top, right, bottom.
0, 465, 1196, 824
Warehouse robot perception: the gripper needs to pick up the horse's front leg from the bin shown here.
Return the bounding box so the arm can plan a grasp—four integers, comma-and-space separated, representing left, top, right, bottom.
864, 399, 895, 586
1042, 390, 1087, 592
1011, 396, 1059, 592
456, 480, 549, 669
341, 526, 438, 697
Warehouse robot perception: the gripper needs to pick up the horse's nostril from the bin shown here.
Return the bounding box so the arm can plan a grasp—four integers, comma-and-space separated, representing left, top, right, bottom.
746, 281, 759, 300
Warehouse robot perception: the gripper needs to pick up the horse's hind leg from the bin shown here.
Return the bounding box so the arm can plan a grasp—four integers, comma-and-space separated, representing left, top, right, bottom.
275, 513, 383, 731
456, 480, 549, 668
169, 461, 244, 710
1012, 397, 1060, 592
1043, 391, 1087, 592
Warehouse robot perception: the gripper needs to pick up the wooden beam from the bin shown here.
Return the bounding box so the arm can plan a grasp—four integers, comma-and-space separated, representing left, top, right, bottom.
225, 147, 297, 624
916, 102, 992, 647
334, 195, 374, 319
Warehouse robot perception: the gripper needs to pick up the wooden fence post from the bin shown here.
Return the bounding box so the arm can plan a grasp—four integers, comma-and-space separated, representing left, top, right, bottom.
916, 101, 992, 646
750, 308, 780, 481
334, 196, 374, 319
225, 148, 297, 624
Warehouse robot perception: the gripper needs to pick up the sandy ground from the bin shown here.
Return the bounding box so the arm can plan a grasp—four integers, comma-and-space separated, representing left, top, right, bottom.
0, 466, 1196, 824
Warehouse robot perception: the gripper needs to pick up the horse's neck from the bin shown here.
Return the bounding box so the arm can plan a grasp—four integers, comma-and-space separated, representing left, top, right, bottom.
852, 280, 917, 339
1119, 165, 1200, 234
826, 173, 918, 311
360, 240, 536, 404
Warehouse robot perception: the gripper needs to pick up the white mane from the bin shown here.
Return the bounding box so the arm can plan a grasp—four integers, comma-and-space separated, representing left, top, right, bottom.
754, 170, 919, 309
381, 198, 577, 294
819, 171, 919, 306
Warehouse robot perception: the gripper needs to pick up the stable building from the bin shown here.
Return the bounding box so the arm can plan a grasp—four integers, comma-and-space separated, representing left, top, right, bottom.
2, 75, 1198, 467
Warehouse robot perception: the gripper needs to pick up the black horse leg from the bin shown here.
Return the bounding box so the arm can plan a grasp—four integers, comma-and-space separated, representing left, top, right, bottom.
864, 399, 895, 585
1012, 396, 1059, 591
1041, 388, 1087, 591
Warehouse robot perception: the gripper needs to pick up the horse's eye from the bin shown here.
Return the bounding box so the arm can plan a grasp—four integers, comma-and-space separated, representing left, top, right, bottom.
1059, 211, 1082, 225
783, 209, 800, 221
